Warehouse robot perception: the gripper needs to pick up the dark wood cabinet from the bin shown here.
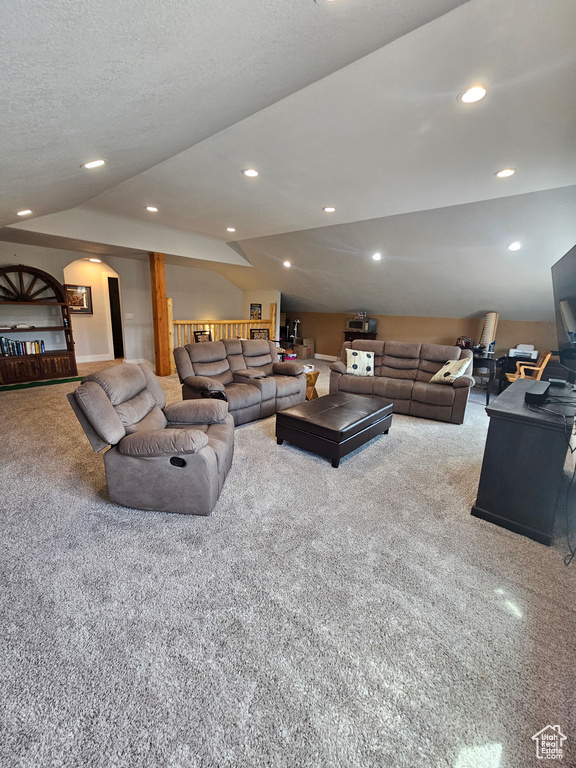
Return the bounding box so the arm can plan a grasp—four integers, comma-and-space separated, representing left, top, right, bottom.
0, 265, 77, 385
471, 379, 576, 545
344, 331, 377, 343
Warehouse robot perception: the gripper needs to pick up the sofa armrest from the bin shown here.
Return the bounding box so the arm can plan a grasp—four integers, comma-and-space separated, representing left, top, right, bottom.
330, 361, 346, 374
453, 374, 475, 388
164, 399, 229, 425
118, 428, 209, 457
272, 361, 304, 376
183, 375, 225, 393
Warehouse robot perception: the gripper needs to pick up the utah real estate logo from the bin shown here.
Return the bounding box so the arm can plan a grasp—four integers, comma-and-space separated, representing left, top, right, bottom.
532, 725, 567, 760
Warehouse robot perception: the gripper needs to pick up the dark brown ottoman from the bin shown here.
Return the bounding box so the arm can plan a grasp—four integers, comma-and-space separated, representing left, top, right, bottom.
276, 393, 393, 467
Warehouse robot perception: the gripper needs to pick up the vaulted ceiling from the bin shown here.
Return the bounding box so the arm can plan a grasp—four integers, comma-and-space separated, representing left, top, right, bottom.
2, 0, 575, 320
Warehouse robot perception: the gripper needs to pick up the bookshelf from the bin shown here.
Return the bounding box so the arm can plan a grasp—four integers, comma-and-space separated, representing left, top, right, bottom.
0, 265, 77, 384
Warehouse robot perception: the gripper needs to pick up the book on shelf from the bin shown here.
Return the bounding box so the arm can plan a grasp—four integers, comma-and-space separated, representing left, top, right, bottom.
0, 336, 46, 356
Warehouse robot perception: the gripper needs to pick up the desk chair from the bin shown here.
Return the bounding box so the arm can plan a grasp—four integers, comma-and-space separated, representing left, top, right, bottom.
505, 351, 552, 383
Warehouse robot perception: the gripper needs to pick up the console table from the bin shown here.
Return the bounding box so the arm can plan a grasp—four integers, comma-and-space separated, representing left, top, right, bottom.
471, 379, 576, 545
472, 355, 498, 406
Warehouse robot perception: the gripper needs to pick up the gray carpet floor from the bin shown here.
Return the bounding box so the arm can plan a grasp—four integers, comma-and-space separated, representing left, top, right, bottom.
1, 360, 575, 768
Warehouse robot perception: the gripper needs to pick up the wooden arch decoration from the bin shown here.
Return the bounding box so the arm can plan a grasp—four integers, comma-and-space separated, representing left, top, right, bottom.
0, 264, 66, 303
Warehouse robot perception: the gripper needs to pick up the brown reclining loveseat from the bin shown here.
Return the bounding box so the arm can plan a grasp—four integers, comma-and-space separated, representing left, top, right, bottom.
174, 338, 306, 426
330, 340, 474, 424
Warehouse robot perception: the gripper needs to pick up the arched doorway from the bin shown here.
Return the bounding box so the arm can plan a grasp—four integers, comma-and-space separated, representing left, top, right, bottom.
63, 258, 124, 363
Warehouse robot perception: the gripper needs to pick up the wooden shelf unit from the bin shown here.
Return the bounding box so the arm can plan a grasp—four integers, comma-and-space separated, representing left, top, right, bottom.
0, 265, 77, 385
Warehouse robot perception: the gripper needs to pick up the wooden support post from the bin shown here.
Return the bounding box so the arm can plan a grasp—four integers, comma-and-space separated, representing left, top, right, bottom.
270, 302, 277, 340
167, 297, 175, 375
149, 252, 170, 376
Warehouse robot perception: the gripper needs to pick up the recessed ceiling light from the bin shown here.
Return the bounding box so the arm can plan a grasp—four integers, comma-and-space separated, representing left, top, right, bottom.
17, 209, 32, 216
283, 261, 291, 268
88, 258, 102, 263
459, 86, 486, 103
323, 206, 336, 213
507, 241, 522, 251
82, 159, 106, 169
495, 168, 515, 178
226, 227, 236, 233
242, 169, 259, 177
146, 206, 158, 212
372, 252, 382, 261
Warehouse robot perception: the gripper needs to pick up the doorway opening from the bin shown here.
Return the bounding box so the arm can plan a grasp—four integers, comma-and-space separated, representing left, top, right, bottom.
108, 277, 124, 359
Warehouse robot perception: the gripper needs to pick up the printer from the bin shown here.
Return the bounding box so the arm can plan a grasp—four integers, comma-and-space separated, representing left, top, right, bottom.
509, 344, 538, 360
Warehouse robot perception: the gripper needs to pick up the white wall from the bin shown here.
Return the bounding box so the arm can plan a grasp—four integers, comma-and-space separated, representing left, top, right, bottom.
166, 263, 243, 320
0, 244, 156, 366
0, 243, 271, 369
242, 290, 281, 338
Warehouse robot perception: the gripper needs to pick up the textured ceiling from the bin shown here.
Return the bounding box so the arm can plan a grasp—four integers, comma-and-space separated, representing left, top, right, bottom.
2, 0, 575, 320
0, 0, 468, 226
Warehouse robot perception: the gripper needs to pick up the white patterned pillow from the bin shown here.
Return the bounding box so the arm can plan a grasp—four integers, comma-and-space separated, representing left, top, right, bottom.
346, 348, 375, 377
430, 358, 470, 384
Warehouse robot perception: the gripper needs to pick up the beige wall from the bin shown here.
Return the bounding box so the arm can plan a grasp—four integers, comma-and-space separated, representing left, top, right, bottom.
64, 259, 119, 363
292, 311, 557, 358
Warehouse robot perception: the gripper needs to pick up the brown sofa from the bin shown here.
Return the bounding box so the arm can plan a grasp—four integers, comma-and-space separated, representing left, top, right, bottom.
174, 338, 306, 425
330, 340, 474, 424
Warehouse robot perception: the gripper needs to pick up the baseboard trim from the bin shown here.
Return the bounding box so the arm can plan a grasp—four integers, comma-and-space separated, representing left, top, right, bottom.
75, 353, 117, 364
124, 358, 155, 369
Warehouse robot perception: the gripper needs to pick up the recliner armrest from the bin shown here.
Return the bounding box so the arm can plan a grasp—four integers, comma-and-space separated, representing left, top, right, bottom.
164, 399, 229, 425
183, 375, 225, 392
118, 428, 209, 457
272, 362, 304, 376
330, 361, 346, 374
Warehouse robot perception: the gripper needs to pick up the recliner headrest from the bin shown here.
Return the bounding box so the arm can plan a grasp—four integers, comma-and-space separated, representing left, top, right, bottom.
85, 363, 147, 405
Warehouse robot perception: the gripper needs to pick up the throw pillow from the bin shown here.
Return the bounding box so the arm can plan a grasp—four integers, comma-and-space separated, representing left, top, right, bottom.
346, 348, 375, 377
430, 358, 470, 384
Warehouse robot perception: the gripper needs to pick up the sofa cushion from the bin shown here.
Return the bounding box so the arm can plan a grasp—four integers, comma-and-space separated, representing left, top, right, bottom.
222, 381, 262, 410
346, 349, 375, 376
430, 358, 471, 384
124, 404, 168, 435
240, 339, 275, 374
417, 344, 467, 382
380, 341, 421, 380
411, 380, 456, 406
272, 373, 304, 398
114, 389, 159, 429
335, 373, 376, 395
222, 338, 247, 372
373, 376, 414, 401
181, 341, 234, 385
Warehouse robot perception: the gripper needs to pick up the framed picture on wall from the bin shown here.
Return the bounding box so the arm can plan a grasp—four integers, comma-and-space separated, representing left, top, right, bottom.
250, 328, 269, 340
250, 303, 262, 320
65, 284, 93, 314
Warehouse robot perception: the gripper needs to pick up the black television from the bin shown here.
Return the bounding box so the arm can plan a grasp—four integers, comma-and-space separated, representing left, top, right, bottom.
551, 244, 576, 378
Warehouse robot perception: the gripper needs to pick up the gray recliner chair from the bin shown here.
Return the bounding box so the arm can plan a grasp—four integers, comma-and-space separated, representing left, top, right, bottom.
68, 363, 234, 516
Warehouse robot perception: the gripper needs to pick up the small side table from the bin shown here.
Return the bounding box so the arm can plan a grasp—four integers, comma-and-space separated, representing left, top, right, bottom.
305, 370, 319, 400
472, 356, 498, 406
